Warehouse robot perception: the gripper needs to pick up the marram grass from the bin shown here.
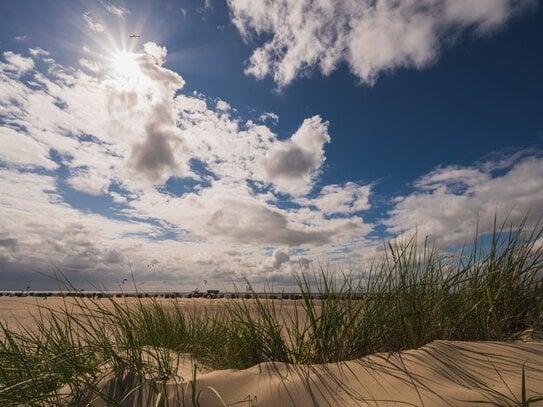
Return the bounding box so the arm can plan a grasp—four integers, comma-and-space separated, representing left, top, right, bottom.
0, 220, 542, 405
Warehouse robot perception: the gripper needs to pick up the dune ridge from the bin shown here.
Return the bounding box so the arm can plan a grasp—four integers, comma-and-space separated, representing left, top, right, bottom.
68, 338, 543, 406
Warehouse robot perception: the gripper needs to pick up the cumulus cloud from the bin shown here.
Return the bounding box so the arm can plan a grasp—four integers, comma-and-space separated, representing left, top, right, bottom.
227, 0, 535, 87
207, 198, 331, 246
262, 248, 289, 270
143, 42, 167, 66
3, 40, 538, 290
125, 45, 189, 184
303, 182, 371, 215
139, 42, 185, 88
264, 115, 330, 196
128, 114, 183, 184
1, 32, 540, 292
386, 152, 543, 247
0, 42, 376, 289
215, 99, 231, 112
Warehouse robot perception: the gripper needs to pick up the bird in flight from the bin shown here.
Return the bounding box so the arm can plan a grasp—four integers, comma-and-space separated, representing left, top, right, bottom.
130, 34, 140, 39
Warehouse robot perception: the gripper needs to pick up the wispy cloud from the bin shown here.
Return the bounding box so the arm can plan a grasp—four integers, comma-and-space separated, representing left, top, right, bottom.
29, 47, 50, 57
259, 112, 279, 125
83, 12, 105, 33
101, 1, 130, 19
79, 58, 102, 73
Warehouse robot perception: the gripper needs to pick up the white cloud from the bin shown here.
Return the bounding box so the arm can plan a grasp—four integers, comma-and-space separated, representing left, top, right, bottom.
0, 42, 376, 289
263, 115, 330, 196
83, 12, 105, 33
303, 182, 371, 215
386, 153, 543, 248
1, 51, 34, 75
126, 182, 352, 248
79, 58, 102, 73
262, 248, 289, 270
110, 191, 127, 204
66, 168, 111, 196
215, 99, 231, 112
227, 0, 536, 88
6, 40, 538, 289
143, 42, 168, 66
125, 45, 189, 184
0, 127, 57, 170
14, 35, 28, 42
29, 47, 50, 57
0, 168, 163, 286
259, 111, 279, 125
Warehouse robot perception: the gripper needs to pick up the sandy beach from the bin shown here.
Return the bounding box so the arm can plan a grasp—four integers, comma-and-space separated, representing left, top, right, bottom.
1, 296, 542, 406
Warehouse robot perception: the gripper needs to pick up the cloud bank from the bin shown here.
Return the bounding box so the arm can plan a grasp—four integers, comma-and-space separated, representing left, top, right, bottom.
386, 151, 543, 247
0, 41, 541, 290
0, 45, 374, 289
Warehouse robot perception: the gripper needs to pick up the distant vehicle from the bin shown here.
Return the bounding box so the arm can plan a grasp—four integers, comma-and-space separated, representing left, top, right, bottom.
130, 34, 140, 38
206, 289, 219, 299
188, 289, 203, 298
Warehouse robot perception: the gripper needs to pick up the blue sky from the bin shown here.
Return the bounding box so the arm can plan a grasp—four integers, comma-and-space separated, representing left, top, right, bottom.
0, 0, 542, 290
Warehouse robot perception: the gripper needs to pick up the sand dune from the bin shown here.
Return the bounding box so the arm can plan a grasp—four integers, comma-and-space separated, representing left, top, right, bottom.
2, 297, 543, 406
66, 339, 543, 406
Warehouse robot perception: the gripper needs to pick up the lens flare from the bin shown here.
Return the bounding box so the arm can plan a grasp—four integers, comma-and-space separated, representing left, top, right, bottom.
113, 51, 140, 78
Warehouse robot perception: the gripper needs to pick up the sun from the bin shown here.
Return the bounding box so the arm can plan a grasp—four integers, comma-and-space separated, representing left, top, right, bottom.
112, 51, 140, 79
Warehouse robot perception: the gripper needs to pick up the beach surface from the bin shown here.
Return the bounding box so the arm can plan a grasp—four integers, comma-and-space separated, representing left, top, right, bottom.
1, 297, 542, 406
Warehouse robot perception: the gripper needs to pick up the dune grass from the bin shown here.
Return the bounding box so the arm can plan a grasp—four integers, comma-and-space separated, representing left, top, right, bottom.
0, 219, 542, 405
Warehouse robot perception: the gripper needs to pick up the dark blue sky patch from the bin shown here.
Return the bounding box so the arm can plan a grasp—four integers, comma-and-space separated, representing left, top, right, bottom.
77, 133, 103, 144
246, 179, 271, 196
365, 224, 394, 242
189, 157, 218, 180
159, 175, 203, 196
158, 158, 215, 196
55, 178, 126, 219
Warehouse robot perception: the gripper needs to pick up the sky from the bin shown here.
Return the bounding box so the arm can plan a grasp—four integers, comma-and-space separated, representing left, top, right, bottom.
0, 0, 542, 291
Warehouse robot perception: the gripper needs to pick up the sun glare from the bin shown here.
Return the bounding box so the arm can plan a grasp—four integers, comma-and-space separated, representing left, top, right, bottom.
113, 51, 140, 79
